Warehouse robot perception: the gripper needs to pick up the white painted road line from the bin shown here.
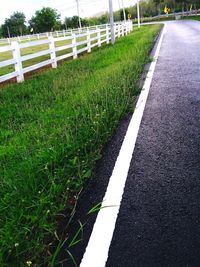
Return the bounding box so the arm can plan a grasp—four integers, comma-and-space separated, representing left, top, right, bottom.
80, 25, 166, 267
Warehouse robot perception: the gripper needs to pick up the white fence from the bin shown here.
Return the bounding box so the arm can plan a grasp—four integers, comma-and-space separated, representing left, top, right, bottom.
0, 28, 78, 46
0, 21, 132, 84
0, 22, 128, 46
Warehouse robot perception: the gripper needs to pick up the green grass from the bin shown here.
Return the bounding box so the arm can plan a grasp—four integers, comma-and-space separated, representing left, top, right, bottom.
182, 15, 200, 21
0, 24, 161, 266
133, 15, 176, 24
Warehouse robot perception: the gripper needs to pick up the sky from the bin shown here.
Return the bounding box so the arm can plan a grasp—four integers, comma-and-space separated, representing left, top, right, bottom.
0, 0, 137, 24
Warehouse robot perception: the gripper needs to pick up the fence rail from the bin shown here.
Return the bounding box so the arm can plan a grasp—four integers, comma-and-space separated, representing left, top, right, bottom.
0, 22, 132, 83
0, 22, 128, 45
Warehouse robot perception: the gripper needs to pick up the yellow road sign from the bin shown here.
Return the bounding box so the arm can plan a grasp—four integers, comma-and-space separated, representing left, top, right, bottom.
164, 6, 170, 14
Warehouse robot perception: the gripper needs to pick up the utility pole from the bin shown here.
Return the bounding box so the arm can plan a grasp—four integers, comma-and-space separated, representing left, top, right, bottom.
118, 0, 121, 10
109, 0, 115, 44
76, 0, 82, 29
121, 0, 126, 22
137, 0, 141, 28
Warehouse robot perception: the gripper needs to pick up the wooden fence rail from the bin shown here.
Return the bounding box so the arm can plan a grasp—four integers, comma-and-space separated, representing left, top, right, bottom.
0, 21, 132, 84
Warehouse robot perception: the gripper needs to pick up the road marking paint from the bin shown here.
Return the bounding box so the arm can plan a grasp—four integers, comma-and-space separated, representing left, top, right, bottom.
80, 25, 166, 267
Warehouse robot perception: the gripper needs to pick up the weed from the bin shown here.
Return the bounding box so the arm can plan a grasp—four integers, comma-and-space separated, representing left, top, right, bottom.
0, 25, 161, 266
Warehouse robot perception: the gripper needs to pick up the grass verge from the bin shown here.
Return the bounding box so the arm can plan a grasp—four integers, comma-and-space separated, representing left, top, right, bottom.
0, 24, 161, 266
182, 15, 200, 21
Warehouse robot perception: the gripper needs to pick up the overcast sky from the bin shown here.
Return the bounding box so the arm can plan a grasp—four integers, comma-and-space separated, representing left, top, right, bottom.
0, 0, 137, 24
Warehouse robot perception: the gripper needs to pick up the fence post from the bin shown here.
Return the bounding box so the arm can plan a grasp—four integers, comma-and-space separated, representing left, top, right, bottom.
72, 33, 77, 59
106, 24, 109, 44
48, 37, 57, 68
122, 23, 125, 36
87, 30, 91, 53
118, 24, 121, 38
97, 28, 101, 47
124, 23, 126, 35
114, 25, 118, 39
126, 22, 129, 35
11, 41, 24, 83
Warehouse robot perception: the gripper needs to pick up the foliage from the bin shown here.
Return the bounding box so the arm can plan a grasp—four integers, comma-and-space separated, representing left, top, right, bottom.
29, 7, 61, 33
114, 0, 200, 19
120, 9, 129, 21
63, 16, 88, 29
0, 25, 161, 266
182, 14, 200, 20
1, 12, 27, 37
0, 0, 200, 37
0, 26, 2, 38
82, 13, 110, 27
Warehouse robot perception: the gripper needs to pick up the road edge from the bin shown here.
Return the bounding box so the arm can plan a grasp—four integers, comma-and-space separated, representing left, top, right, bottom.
80, 24, 166, 267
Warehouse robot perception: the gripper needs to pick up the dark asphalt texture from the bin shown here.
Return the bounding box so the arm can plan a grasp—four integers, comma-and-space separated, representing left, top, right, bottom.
61, 20, 200, 267
106, 20, 200, 267
60, 114, 132, 266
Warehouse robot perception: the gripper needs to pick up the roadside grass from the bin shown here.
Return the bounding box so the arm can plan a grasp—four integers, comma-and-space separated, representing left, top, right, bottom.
133, 16, 175, 24
0, 24, 161, 266
182, 15, 200, 21
132, 13, 200, 24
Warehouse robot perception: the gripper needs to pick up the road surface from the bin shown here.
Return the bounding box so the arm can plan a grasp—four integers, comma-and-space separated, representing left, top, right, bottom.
61, 20, 200, 267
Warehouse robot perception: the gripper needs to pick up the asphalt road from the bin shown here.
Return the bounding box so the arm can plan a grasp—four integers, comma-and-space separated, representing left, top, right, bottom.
61, 20, 200, 267
106, 20, 200, 267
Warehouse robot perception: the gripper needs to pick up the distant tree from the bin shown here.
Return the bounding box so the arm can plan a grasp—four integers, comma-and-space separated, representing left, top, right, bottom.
29, 7, 60, 33
63, 16, 88, 29
71, 16, 81, 28
81, 18, 89, 27
115, 0, 200, 20
85, 13, 109, 26
0, 26, 2, 38
191, 0, 200, 10
86, 17, 99, 26
113, 10, 121, 21
119, 9, 129, 20
54, 20, 62, 31
1, 12, 27, 37
153, 0, 165, 15
99, 13, 109, 24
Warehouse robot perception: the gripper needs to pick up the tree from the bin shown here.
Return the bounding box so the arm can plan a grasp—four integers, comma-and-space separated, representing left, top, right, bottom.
29, 7, 60, 33
1, 12, 27, 37
0, 26, 2, 38
153, 0, 165, 16
120, 9, 129, 20
63, 16, 88, 29
99, 13, 109, 24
